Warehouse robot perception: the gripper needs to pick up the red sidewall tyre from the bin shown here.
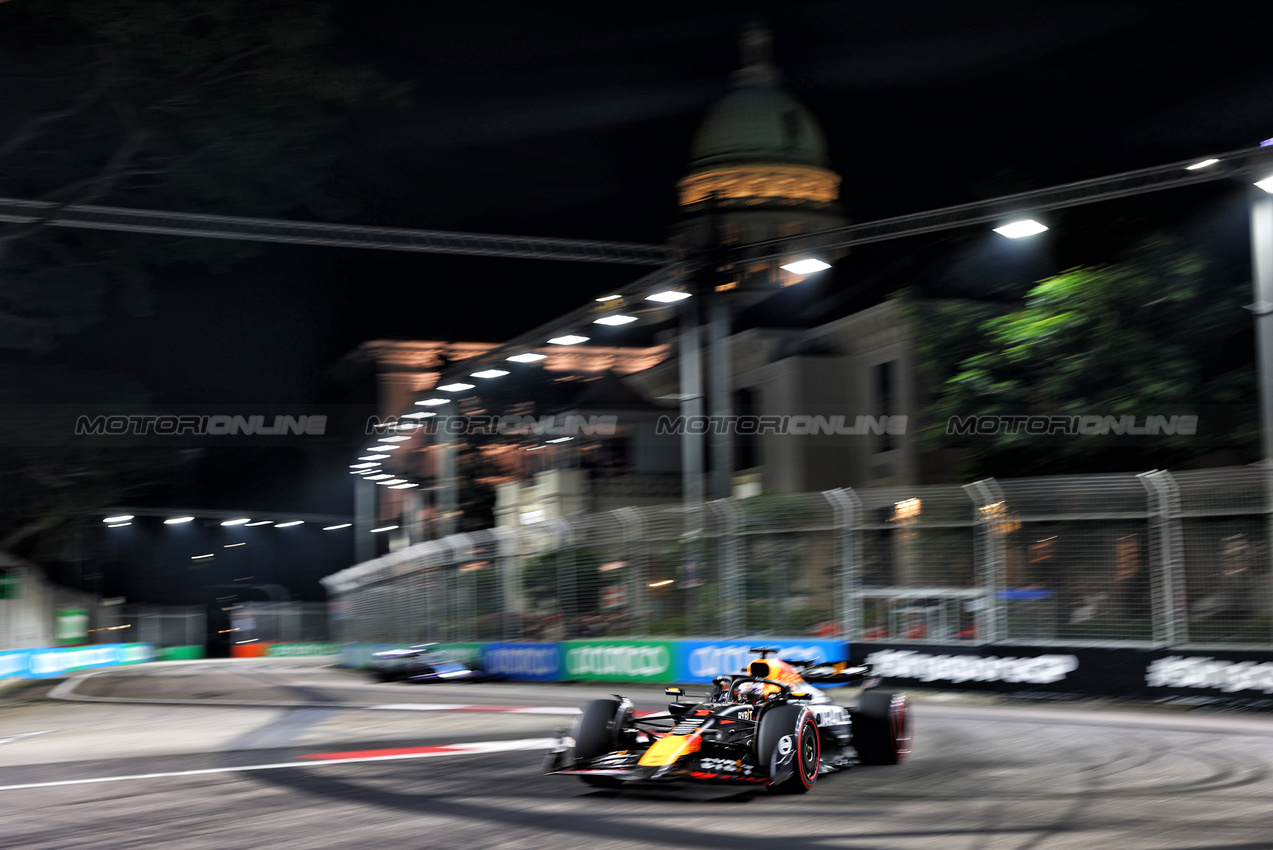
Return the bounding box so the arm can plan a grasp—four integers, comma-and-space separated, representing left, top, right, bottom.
794, 711, 820, 790
759, 706, 819, 794
853, 689, 910, 765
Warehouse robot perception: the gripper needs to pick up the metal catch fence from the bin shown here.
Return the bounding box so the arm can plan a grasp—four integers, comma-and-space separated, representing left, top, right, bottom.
323, 465, 1273, 649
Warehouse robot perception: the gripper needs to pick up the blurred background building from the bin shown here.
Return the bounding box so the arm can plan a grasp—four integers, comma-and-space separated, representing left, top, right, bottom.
341, 23, 923, 547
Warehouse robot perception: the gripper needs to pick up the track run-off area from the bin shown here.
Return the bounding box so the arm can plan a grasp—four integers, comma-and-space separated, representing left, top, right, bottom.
2, 658, 1273, 849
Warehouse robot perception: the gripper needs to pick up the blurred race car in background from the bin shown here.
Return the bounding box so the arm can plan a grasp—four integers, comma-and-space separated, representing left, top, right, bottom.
369, 644, 491, 683
543, 647, 910, 794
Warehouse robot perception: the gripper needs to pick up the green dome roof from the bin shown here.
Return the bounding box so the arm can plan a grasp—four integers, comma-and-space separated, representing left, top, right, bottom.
687, 23, 832, 172
688, 84, 830, 170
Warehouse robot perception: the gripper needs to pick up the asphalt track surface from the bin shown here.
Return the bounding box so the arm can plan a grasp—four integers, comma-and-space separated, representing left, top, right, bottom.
3, 659, 1273, 849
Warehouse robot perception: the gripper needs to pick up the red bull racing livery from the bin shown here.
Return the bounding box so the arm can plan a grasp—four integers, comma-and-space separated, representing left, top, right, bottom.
543, 647, 911, 794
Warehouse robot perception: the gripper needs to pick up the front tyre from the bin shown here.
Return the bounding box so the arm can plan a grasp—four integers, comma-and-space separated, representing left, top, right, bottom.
573, 698, 623, 761
852, 690, 911, 765
757, 705, 819, 794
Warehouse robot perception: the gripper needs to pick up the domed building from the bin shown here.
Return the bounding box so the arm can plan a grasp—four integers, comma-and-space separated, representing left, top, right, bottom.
342, 23, 919, 554
671, 22, 848, 291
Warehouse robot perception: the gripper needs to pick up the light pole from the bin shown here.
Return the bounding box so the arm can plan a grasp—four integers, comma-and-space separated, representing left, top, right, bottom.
1250, 179, 1273, 464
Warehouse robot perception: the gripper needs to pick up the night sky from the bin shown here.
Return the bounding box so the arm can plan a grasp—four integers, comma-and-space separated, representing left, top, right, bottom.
50, 1, 1273, 401
26, 0, 1273, 559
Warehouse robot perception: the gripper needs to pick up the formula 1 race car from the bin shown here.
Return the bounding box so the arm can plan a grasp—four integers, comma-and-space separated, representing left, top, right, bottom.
543, 648, 910, 794
369, 644, 489, 683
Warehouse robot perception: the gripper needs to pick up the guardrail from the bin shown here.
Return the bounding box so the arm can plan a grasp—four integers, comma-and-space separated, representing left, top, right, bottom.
339, 638, 1273, 706
341, 638, 847, 684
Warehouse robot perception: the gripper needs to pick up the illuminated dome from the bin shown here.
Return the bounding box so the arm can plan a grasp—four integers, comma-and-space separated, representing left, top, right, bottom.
688, 86, 830, 171
677, 23, 840, 213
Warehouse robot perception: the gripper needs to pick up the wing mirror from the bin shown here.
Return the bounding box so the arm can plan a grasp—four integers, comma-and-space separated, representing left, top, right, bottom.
664, 687, 684, 700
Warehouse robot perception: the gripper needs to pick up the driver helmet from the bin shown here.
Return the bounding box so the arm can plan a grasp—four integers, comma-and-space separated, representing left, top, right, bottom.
736, 680, 769, 705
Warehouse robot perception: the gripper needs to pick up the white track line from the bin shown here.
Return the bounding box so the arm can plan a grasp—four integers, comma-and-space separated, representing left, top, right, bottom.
370, 704, 580, 715
0, 737, 556, 792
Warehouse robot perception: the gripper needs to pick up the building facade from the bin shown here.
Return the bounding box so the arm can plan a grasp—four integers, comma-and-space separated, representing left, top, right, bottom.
344, 24, 921, 545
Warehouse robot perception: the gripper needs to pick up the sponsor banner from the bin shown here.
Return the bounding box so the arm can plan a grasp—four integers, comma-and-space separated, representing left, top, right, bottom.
676, 639, 849, 684
341, 643, 380, 668
340, 643, 486, 669
1146, 654, 1273, 696
428, 643, 485, 666
22, 643, 153, 679
563, 640, 675, 683
863, 647, 1080, 686
264, 642, 341, 658
55, 608, 90, 646
482, 643, 562, 681
854, 642, 1273, 703
0, 651, 29, 681
157, 645, 206, 661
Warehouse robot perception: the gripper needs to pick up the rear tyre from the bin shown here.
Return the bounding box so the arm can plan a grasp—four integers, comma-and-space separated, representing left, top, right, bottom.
757, 705, 819, 794
852, 690, 911, 765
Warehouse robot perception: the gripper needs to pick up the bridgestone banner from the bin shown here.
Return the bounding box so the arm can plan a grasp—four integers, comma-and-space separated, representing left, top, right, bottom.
563, 640, 675, 682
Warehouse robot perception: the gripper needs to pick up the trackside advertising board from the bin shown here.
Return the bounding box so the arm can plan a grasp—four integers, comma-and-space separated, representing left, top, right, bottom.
855, 642, 1273, 705
482, 643, 561, 681
1, 643, 154, 680
563, 640, 676, 683
675, 639, 850, 684
341, 642, 485, 669
264, 642, 341, 658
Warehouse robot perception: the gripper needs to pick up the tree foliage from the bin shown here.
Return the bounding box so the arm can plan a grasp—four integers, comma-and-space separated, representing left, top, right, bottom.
0, 1, 398, 566
0, 0, 399, 350
902, 238, 1258, 478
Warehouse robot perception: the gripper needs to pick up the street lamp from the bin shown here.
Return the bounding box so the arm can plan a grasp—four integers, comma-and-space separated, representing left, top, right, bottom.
779, 258, 831, 274
1250, 174, 1273, 464
647, 290, 691, 303
993, 219, 1049, 238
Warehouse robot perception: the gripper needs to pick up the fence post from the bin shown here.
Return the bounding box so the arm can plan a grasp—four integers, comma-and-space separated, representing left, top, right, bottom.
964, 478, 1006, 644
1139, 470, 1186, 647
822, 488, 862, 642
490, 526, 518, 641
615, 507, 646, 636
444, 533, 474, 643
550, 519, 576, 641
708, 498, 742, 637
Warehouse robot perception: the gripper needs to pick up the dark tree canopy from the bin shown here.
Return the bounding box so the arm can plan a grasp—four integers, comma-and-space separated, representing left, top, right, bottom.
902, 237, 1259, 480
0, 0, 398, 569
0, 0, 399, 350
